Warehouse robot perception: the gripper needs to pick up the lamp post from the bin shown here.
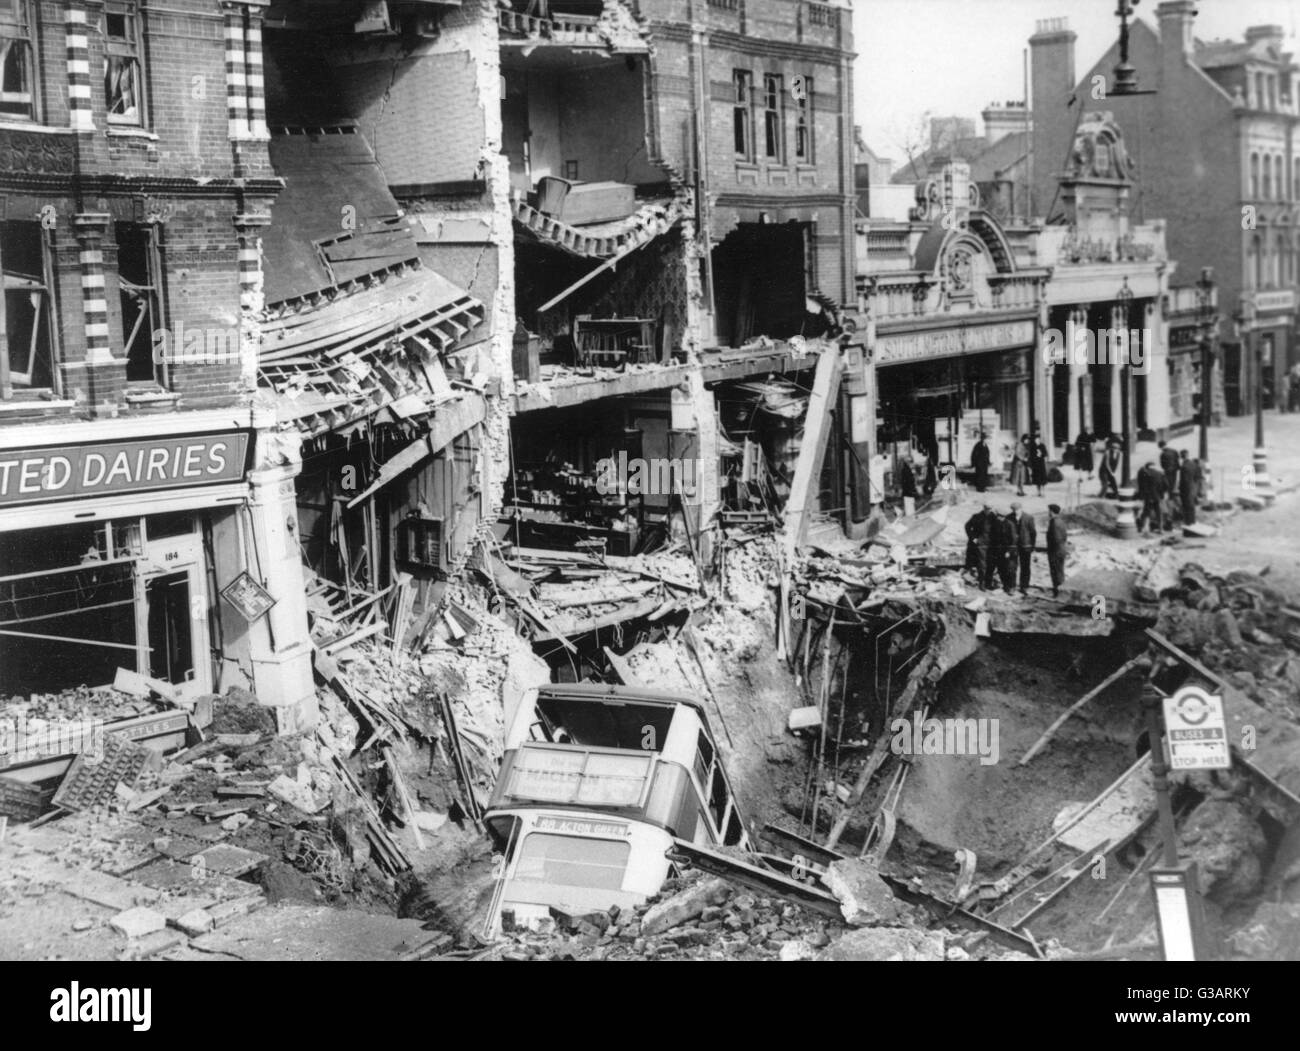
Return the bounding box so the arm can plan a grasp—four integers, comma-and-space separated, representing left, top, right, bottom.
1194, 268, 1217, 463
1118, 278, 1135, 486
1114, 278, 1139, 539
1237, 298, 1274, 503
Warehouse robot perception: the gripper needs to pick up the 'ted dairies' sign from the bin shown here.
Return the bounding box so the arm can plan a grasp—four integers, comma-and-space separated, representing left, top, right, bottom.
0, 432, 251, 508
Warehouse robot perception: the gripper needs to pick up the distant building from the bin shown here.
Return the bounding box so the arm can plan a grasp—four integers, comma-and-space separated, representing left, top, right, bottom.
1030, 3, 1299, 417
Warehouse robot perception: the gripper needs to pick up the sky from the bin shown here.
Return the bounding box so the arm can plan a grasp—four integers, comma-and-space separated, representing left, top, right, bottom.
853, 0, 1300, 164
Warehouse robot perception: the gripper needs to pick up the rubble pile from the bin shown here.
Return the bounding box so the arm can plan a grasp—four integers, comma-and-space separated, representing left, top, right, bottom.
1156, 563, 1300, 724
484, 862, 1032, 962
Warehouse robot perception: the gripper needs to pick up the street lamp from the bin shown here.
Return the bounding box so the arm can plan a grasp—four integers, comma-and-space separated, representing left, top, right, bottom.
1117, 278, 1135, 487
1114, 278, 1139, 539
1236, 298, 1274, 503
1194, 267, 1217, 463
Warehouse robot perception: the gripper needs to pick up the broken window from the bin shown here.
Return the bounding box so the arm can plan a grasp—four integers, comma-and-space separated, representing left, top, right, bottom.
0, 0, 35, 120
2, 219, 56, 391
763, 73, 783, 161
116, 222, 165, 384
794, 76, 813, 162
104, 3, 144, 125
733, 70, 752, 159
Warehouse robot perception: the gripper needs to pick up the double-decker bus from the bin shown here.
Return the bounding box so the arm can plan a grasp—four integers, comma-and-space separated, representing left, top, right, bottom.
482, 683, 750, 936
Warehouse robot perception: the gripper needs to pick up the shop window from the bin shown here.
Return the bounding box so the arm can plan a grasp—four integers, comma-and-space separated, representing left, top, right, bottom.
2, 219, 55, 390
794, 76, 813, 162
104, 3, 145, 126
116, 222, 165, 384
0, 521, 144, 697
763, 73, 783, 161
0, 0, 35, 121
733, 70, 753, 160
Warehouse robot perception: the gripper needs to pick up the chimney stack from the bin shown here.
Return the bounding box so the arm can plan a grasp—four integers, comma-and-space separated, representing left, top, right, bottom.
1156, 1, 1198, 58
1029, 17, 1077, 220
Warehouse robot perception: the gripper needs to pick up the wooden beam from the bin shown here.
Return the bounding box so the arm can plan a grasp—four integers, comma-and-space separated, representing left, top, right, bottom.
781, 346, 845, 563
1018, 655, 1144, 765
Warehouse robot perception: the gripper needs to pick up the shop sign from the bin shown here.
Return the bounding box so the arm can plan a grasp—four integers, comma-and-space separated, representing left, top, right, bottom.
1252, 290, 1295, 313
875, 319, 1034, 365
220, 571, 276, 623
0, 432, 250, 509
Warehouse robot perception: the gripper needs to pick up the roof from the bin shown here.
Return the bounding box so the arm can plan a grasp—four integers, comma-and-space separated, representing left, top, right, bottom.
1195, 37, 1293, 69
969, 131, 1029, 183
262, 127, 420, 305
891, 136, 991, 185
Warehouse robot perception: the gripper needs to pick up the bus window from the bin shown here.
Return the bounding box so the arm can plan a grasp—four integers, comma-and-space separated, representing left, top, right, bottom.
513, 834, 630, 891
695, 731, 714, 790
709, 764, 727, 828
724, 808, 744, 846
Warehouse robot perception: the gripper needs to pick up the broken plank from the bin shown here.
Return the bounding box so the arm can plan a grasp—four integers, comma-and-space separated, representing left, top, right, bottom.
666, 839, 843, 921
1018, 655, 1144, 765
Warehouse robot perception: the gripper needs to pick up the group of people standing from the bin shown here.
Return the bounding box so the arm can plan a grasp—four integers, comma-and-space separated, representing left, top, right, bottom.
1135, 441, 1206, 535
964, 502, 1070, 597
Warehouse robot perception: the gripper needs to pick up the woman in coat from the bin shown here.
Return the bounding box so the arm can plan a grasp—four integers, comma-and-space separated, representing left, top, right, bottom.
1030, 437, 1048, 496
1010, 435, 1029, 496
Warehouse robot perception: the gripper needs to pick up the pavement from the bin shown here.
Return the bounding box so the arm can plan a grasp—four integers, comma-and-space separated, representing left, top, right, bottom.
905, 411, 1300, 600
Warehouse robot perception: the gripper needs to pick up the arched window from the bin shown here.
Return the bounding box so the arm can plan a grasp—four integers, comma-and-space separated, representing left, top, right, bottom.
1256, 72, 1266, 108
1277, 235, 1287, 286
1250, 234, 1262, 288
1251, 153, 1260, 198
1275, 155, 1284, 199
1263, 157, 1272, 199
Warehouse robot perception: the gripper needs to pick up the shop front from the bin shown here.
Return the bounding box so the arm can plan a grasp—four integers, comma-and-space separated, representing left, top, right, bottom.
873, 316, 1038, 475
0, 421, 316, 727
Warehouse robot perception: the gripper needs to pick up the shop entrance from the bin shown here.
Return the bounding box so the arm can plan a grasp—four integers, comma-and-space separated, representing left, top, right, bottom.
145, 573, 194, 689
139, 527, 209, 700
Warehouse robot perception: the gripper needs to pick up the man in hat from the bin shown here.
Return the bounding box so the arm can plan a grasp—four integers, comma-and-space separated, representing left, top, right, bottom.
1097, 440, 1121, 499
1009, 501, 1036, 596
1135, 460, 1167, 535
992, 509, 1017, 594
1046, 503, 1068, 597
964, 504, 993, 589
971, 432, 991, 493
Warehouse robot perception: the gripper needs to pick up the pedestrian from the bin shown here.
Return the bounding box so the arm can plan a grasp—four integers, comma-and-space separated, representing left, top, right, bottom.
971, 432, 991, 493
964, 504, 992, 589
1073, 429, 1095, 477
1098, 441, 1121, 499
1010, 435, 1029, 496
1030, 435, 1048, 497
1046, 503, 1068, 597
1179, 450, 1201, 526
1010, 501, 1036, 595
1135, 460, 1168, 535
898, 456, 917, 517
993, 510, 1017, 594
1158, 440, 1180, 514
1289, 366, 1300, 413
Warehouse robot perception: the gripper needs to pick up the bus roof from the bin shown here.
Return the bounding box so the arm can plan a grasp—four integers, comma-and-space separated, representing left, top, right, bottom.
535, 682, 709, 718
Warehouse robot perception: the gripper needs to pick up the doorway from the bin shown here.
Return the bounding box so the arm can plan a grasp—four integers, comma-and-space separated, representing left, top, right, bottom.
146, 572, 193, 688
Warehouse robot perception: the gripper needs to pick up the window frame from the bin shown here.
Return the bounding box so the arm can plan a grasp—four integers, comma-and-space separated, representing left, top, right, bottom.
0, 0, 38, 122
732, 69, 753, 161
103, 1, 147, 128
794, 74, 813, 163
2, 219, 60, 394
763, 72, 784, 161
